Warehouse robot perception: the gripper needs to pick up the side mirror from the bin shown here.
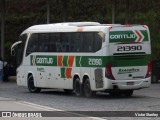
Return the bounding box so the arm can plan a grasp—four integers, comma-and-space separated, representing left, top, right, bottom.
11, 41, 22, 56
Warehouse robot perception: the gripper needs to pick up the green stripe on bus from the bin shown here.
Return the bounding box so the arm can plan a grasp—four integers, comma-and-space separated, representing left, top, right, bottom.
30, 54, 151, 67
61, 68, 66, 78
141, 30, 149, 42
109, 30, 149, 43
31, 55, 57, 66
110, 31, 136, 43
63, 56, 68, 67
76, 56, 81, 67
80, 56, 108, 67
110, 55, 151, 67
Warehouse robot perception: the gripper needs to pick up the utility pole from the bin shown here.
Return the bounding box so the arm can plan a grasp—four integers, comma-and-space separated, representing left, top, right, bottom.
125, 0, 129, 24
47, 0, 50, 24
112, 0, 116, 24
63, 0, 67, 22
1, 0, 5, 60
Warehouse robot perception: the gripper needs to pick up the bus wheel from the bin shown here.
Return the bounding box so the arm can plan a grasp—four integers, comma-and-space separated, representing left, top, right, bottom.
84, 79, 95, 98
28, 75, 41, 93
74, 78, 83, 97
123, 90, 133, 97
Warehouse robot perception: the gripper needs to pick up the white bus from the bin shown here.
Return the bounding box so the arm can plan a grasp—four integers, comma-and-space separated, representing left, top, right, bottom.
11, 22, 151, 97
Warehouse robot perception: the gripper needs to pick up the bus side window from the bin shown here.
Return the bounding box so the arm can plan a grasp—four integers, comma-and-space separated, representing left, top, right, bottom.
73, 33, 83, 52
49, 43, 56, 52
50, 33, 61, 52
44, 45, 49, 52
39, 33, 49, 52
94, 32, 103, 52
26, 34, 39, 56
61, 33, 71, 52
83, 32, 93, 52
55, 34, 62, 52
32, 45, 38, 52
56, 43, 62, 52
70, 34, 75, 52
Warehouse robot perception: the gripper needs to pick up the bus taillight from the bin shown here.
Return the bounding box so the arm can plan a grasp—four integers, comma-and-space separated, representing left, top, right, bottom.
105, 63, 115, 80
145, 61, 152, 78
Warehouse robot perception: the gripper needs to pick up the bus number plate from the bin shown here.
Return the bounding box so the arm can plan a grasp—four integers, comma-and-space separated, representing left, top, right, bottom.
126, 82, 134, 85
117, 45, 142, 52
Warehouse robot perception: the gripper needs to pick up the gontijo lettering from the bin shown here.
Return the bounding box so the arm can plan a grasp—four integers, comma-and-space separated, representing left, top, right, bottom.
36, 57, 53, 64
110, 34, 136, 39
30, 55, 57, 66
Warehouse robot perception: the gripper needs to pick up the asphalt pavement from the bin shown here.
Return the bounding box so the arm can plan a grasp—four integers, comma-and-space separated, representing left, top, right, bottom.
1, 81, 160, 120
0, 96, 105, 120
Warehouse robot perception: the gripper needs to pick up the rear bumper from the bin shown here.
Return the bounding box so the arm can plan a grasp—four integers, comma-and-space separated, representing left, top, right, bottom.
106, 77, 151, 90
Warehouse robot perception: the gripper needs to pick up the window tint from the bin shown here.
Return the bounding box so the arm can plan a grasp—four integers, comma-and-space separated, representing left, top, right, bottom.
39, 33, 50, 52
26, 34, 38, 55
17, 34, 27, 66
72, 33, 83, 52
50, 33, 60, 52
61, 33, 69, 52
94, 32, 103, 52
83, 33, 94, 52
26, 32, 103, 55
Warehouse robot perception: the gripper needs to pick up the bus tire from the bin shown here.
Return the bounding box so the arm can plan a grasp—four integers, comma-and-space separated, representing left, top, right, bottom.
74, 78, 83, 97
84, 78, 95, 98
28, 75, 41, 93
123, 90, 133, 97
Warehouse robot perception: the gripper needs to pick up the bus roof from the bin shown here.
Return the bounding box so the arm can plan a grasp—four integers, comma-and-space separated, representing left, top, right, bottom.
21, 22, 148, 35
21, 22, 109, 34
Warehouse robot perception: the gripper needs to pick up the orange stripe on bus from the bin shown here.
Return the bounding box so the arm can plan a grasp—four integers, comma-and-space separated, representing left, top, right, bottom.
66, 68, 72, 78
58, 56, 63, 66
135, 30, 142, 42
77, 27, 83, 32
68, 56, 74, 67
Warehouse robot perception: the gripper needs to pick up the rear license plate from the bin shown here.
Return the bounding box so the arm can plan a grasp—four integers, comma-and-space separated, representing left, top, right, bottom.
127, 82, 134, 85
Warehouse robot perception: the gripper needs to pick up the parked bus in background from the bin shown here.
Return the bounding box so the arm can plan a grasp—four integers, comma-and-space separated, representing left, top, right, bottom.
11, 22, 151, 97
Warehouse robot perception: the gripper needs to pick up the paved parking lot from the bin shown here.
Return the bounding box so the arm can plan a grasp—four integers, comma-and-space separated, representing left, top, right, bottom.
0, 82, 160, 120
